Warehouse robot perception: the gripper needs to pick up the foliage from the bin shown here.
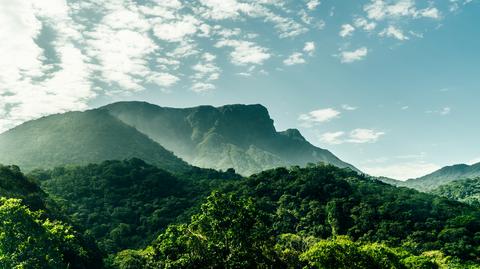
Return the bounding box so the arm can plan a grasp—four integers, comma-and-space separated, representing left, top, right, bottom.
0, 109, 190, 172
40, 159, 239, 254
431, 178, 480, 206
0, 197, 102, 268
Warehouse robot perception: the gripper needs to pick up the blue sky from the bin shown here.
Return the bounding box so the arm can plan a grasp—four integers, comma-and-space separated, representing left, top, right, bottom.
1, 0, 479, 179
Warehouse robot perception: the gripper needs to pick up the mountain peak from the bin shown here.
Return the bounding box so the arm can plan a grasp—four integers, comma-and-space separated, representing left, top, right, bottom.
280, 129, 306, 142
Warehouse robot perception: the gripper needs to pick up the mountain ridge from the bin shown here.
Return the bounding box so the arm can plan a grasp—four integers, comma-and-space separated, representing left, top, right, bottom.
0, 109, 190, 172
102, 101, 358, 175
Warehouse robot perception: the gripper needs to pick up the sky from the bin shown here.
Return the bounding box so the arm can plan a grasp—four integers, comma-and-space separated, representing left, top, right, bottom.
1, 0, 479, 180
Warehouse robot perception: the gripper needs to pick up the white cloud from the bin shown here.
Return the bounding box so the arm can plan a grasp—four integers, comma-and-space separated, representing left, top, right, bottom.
418, 7, 440, 19
299, 108, 340, 126
318, 128, 385, 145
353, 17, 377, 31
303, 42, 316, 56
306, 0, 321, 10
364, 0, 442, 21
342, 104, 358, 111
284, 52, 306, 66
339, 47, 368, 63
191, 52, 221, 92
319, 132, 345, 145
0, 0, 95, 132
440, 107, 451, 115
148, 73, 179, 88
339, 24, 355, 37
192, 82, 216, 93
215, 39, 271, 65
379, 25, 409, 40
362, 162, 441, 181
152, 15, 201, 42
426, 106, 452, 115
348, 128, 385, 143
197, 0, 256, 20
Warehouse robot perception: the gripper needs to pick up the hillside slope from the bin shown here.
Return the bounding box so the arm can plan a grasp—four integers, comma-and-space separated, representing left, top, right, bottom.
431, 177, 480, 205
103, 101, 358, 175
0, 165, 102, 268
403, 163, 480, 191
0, 109, 189, 172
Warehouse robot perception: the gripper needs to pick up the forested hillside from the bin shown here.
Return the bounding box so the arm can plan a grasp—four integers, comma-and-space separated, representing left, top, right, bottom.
0, 109, 190, 172
38, 159, 240, 254
29, 160, 480, 268
402, 163, 480, 192
113, 164, 480, 268
431, 178, 480, 206
0, 165, 102, 268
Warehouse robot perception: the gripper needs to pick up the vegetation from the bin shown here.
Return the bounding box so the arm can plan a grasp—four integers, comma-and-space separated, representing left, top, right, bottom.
0, 165, 102, 268
114, 190, 480, 268
38, 159, 239, 254
3, 160, 480, 268
431, 178, 480, 206
0, 109, 190, 172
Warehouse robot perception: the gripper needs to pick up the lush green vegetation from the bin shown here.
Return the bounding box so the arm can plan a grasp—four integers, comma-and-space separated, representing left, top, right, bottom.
114, 190, 480, 268
3, 160, 480, 268
431, 178, 480, 206
38, 159, 239, 254
0, 165, 102, 268
0, 109, 190, 172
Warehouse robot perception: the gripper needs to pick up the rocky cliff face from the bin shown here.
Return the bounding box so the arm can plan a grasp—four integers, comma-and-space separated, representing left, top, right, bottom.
104, 101, 358, 175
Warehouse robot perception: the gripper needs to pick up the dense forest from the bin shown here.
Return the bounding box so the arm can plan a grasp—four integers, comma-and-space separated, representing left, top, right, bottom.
1, 159, 480, 267
0, 165, 102, 268
431, 178, 480, 206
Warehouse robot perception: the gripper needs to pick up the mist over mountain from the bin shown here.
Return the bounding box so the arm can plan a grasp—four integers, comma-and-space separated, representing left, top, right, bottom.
103, 101, 358, 175
0, 109, 189, 172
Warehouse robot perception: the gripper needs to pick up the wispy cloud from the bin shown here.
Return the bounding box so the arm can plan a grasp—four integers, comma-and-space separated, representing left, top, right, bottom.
215, 39, 271, 66
339, 24, 355, 37
284, 52, 306, 66
319, 128, 385, 145
339, 47, 368, 63
299, 108, 341, 127
342, 104, 358, 111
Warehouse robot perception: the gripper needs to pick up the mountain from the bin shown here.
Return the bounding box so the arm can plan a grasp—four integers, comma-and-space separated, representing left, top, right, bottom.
0, 109, 190, 172
431, 177, 480, 205
402, 162, 480, 191
102, 101, 358, 175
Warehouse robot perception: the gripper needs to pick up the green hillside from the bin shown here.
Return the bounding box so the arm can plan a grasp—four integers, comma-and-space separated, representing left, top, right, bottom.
113, 164, 480, 268
0, 109, 189, 172
0, 165, 102, 268
38, 159, 240, 254
25, 159, 480, 268
403, 163, 480, 192
103, 101, 358, 175
431, 177, 480, 205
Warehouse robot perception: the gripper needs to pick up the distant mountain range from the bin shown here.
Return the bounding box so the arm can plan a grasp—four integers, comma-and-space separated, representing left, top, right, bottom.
0, 101, 357, 174
381, 162, 480, 192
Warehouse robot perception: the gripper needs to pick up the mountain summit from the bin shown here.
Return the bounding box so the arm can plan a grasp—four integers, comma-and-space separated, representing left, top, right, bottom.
103, 101, 358, 175
0, 101, 357, 174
